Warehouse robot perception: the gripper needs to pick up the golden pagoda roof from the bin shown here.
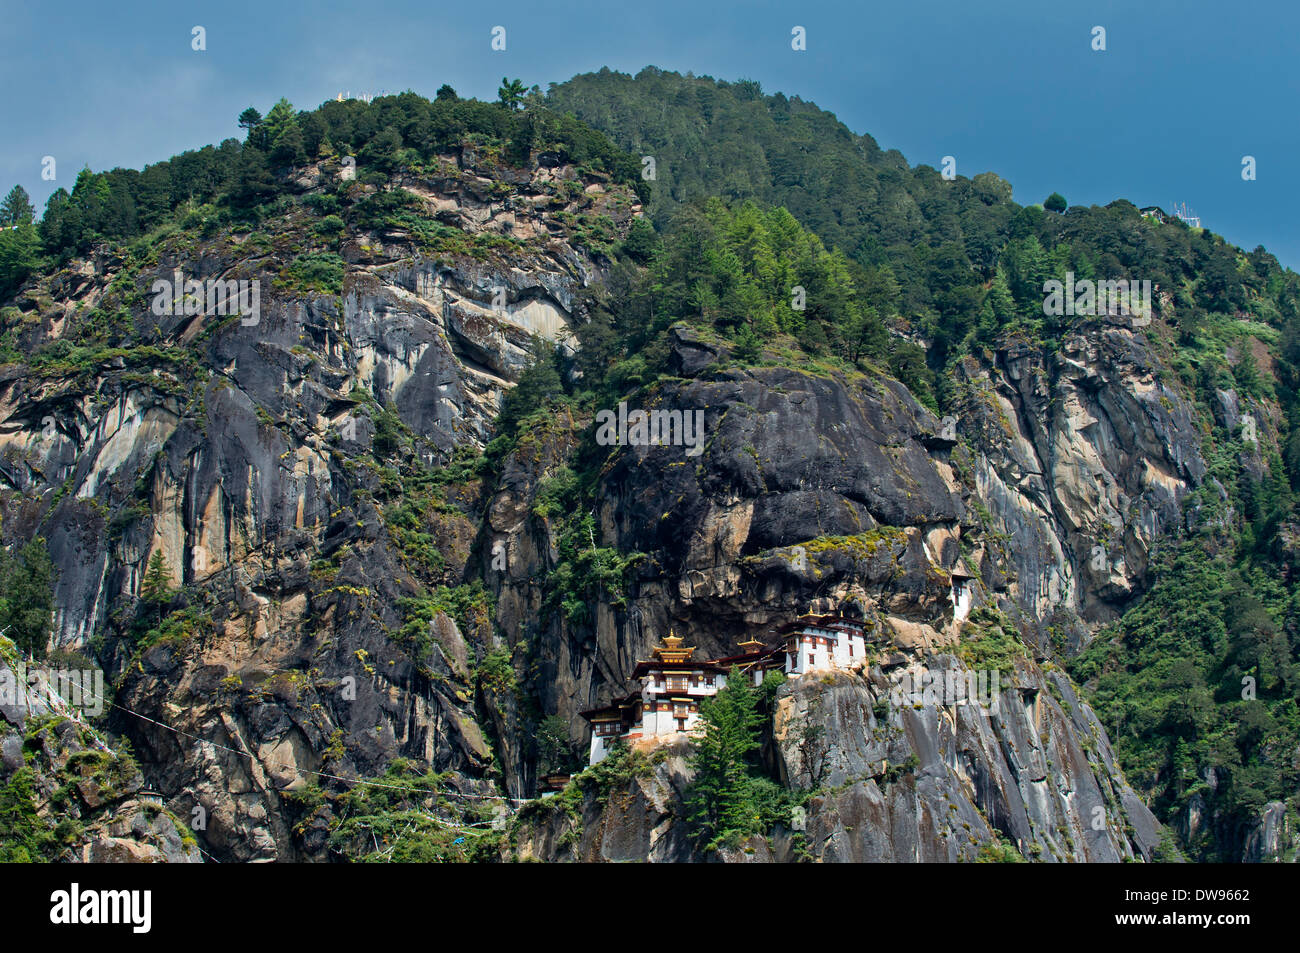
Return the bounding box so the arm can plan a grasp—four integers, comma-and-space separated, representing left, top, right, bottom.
652, 630, 695, 663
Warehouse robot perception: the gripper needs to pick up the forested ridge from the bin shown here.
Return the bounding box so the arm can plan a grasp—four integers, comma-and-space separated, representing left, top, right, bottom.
547, 67, 1300, 859
2, 68, 1300, 861
0, 84, 641, 300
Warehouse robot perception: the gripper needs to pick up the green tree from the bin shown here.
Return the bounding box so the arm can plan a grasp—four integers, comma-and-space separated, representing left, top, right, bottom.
859, 263, 902, 316
0, 537, 55, 658
1044, 192, 1068, 213
840, 302, 886, 363
685, 669, 767, 850
238, 106, 263, 138
359, 126, 403, 176
270, 122, 308, 167
229, 148, 275, 209
0, 223, 39, 300
620, 217, 658, 262
976, 265, 1018, 342
975, 838, 1027, 862
261, 98, 297, 145
536, 714, 576, 775
0, 185, 35, 226
0, 768, 55, 861
498, 78, 526, 111
496, 338, 565, 437
139, 550, 174, 624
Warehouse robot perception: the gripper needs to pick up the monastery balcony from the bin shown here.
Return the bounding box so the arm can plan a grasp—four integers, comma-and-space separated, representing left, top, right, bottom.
648, 679, 719, 694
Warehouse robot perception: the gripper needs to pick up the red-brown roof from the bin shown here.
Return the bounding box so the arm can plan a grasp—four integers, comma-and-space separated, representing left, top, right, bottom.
578, 691, 640, 722
774, 613, 866, 634
712, 646, 783, 667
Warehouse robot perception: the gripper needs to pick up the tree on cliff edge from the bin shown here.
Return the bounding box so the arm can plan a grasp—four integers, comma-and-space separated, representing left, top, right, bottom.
1, 186, 35, 226
139, 551, 174, 626
0, 537, 55, 658
498, 78, 526, 111
685, 669, 766, 850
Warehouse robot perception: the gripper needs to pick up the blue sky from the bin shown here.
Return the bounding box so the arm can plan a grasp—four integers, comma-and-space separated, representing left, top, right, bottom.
3, 0, 1296, 266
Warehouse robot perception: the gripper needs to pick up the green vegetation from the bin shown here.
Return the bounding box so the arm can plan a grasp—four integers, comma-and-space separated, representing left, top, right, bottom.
3, 65, 1300, 865
486, 341, 647, 627
475, 644, 516, 695
383, 492, 449, 578
0, 223, 39, 300
0, 768, 55, 862
1, 186, 35, 227
1070, 541, 1300, 861
798, 528, 908, 563
398, 581, 494, 662
299, 759, 504, 862
281, 251, 344, 295
974, 836, 1028, 862
572, 198, 933, 404
17, 89, 643, 270
26, 342, 196, 379
0, 535, 56, 658
536, 713, 580, 775
957, 606, 1030, 676
571, 738, 657, 802
545, 512, 645, 624
497, 77, 529, 112
551, 67, 1299, 395
685, 669, 795, 851
1, 718, 145, 861
138, 550, 174, 626
1064, 346, 1300, 860
136, 607, 211, 651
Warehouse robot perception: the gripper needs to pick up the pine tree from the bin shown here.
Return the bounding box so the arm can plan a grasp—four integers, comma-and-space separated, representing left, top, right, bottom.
536, 714, 575, 775
0, 222, 39, 299
496, 338, 564, 436
238, 106, 263, 134
498, 78, 526, 111
685, 669, 766, 849
359, 126, 403, 176
270, 123, 307, 167
0, 537, 55, 658
261, 98, 297, 145
0, 185, 35, 226
976, 265, 1018, 342
139, 550, 174, 624
860, 263, 902, 317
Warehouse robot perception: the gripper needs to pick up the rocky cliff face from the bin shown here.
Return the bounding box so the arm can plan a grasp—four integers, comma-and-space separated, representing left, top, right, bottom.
0, 146, 1244, 863
496, 327, 1162, 862
0, 147, 633, 860
506, 657, 1161, 863
769, 660, 1159, 862
1, 641, 201, 862
952, 322, 1209, 652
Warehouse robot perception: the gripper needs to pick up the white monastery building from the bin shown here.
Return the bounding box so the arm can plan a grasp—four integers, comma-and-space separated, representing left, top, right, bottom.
581, 613, 872, 765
